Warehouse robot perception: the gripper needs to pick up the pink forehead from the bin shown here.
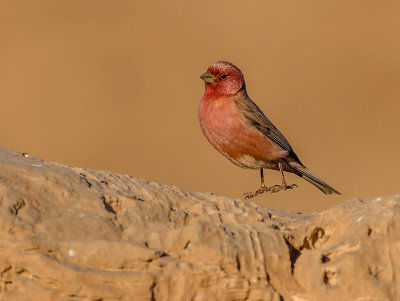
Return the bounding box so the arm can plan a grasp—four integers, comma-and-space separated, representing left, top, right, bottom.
208, 61, 242, 74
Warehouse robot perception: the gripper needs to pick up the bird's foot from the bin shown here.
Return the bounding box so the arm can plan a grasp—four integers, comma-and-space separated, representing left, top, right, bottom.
286, 183, 298, 190
244, 183, 298, 199
244, 184, 271, 199
269, 183, 298, 193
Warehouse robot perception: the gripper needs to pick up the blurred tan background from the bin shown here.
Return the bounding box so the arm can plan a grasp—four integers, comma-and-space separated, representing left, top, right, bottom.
0, 1, 399, 212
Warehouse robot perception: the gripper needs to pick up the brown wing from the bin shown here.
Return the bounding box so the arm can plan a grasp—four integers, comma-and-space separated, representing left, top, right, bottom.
234, 91, 304, 166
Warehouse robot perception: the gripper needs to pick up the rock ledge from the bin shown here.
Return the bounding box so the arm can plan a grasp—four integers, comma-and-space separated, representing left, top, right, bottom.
0, 147, 398, 301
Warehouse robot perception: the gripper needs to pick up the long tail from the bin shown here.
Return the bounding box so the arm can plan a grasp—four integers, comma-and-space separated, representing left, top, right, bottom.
289, 164, 341, 195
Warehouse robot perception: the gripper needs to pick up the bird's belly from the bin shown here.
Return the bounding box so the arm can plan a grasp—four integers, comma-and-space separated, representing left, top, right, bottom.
214, 123, 281, 168
200, 99, 285, 169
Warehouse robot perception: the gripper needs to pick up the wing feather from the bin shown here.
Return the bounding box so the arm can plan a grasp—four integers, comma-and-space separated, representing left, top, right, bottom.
234, 91, 303, 166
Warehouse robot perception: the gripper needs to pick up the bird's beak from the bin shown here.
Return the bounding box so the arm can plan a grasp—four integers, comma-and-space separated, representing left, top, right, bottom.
200, 71, 216, 84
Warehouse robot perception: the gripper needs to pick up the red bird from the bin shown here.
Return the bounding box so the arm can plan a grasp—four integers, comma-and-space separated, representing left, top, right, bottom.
198, 61, 340, 199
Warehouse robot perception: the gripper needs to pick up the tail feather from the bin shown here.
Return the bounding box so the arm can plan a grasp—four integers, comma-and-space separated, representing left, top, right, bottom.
290, 164, 341, 195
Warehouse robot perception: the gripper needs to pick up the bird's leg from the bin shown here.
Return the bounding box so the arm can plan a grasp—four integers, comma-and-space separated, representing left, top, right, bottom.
244, 165, 299, 199
244, 168, 271, 199
260, 168, 267, 190
269, 162, 298, 193
279, 162, 288, 188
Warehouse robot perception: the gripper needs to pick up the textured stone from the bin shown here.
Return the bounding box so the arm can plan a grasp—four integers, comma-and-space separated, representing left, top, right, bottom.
0, 146, 398, 300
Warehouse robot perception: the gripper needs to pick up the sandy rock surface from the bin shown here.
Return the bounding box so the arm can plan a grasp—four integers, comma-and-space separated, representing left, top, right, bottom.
0, 146, 398, 301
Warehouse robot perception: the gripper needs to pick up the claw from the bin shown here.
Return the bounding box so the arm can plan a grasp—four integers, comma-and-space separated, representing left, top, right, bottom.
269, 185, 282, 193
244, 183, 298, 199
283, 183, 298, 190
244, 185, 270, 199
244, 192, 256, 200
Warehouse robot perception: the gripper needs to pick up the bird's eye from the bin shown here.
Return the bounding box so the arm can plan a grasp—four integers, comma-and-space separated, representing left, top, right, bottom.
220, 73, 227, 79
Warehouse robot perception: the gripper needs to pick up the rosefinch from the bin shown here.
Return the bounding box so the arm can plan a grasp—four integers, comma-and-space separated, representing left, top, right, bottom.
198, 61, 340, 199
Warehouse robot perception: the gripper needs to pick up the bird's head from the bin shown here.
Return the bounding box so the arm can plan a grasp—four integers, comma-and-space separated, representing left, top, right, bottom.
200, 61, 246, 96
